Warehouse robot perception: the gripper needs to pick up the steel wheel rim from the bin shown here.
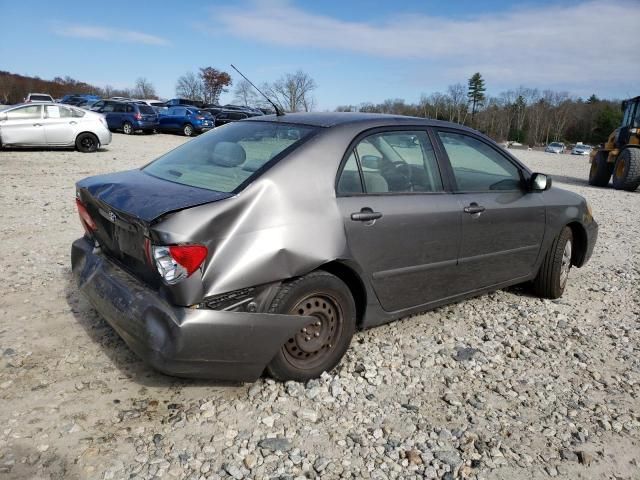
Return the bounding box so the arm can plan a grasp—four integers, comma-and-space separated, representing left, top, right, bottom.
184, 126, 192, 136
283, 293, 343, 370
560, 240, 572, 288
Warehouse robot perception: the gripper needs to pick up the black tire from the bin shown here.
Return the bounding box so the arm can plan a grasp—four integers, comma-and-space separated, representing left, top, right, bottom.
122, 121, 133, 135
75, 133, 99, 153
612, 148, 640, 192
183, 123, 194, 136
266, 271, 356, 381
533, 227, 573, 299
588, 150, 613, 187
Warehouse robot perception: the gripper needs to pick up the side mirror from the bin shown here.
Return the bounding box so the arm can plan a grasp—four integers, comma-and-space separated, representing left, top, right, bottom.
531, 172, 552, 191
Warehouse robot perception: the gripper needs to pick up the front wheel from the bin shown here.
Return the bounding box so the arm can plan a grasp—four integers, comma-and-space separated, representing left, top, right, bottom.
533, 227, 573, 299
75, 133, 99, 153
267, 271, 356, 381
183, 123, 194, 136
612, 148, 640, 192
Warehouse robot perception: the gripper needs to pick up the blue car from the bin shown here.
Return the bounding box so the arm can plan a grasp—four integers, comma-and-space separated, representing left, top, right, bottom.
158, 106, 215, 136
96, 101, 159, 135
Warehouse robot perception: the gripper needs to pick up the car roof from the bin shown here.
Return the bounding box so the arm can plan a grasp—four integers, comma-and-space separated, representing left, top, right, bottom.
245, 111, 478, 131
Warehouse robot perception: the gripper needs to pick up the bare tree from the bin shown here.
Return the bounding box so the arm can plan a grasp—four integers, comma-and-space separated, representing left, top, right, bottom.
134, 77, 157, 99
266, 71, 317, 112
447, 83, 467, 124
233, 79, 258, 107
175, 71, 203, 101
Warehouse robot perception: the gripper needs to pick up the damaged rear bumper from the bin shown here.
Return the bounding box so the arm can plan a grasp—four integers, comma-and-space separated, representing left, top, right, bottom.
71, 237, 310, 381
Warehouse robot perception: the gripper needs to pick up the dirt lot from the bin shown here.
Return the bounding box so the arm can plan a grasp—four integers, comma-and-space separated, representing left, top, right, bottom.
0, 134, 638, 480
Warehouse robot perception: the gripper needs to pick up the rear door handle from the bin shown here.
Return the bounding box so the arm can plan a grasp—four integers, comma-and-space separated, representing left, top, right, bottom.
351, 208, 383, 222
33, 123, 42, 127
69, 121, 77, 125
463, 203, 486, 214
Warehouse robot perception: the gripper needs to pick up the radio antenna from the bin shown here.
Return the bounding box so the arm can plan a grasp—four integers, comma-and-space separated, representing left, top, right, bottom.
230, 64, 284, 116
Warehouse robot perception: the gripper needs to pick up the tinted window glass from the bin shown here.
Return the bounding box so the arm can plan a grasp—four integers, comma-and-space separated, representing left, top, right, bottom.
438, 131, 522, 191
139, 105, 155, 114
337, 152, 364, 194
29, 95, 52, 101
71, 108, 85, 118
144, 122, 318, 193
7, 105, 42, 120
353, 131, 442, 193
102, 104, 115, 112
125, 105, 134, 113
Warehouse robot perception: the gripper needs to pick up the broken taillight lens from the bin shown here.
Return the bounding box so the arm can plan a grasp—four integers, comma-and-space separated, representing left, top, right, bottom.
75, 198, 97, 236
151, 244, 208, 284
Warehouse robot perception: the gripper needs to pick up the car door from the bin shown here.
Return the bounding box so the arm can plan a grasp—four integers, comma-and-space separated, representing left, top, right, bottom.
0, 105, 45, 145
434, 129, 546, 291
337, 129, 462, 312
43, 104, 78, 145
100, 102, 117, 129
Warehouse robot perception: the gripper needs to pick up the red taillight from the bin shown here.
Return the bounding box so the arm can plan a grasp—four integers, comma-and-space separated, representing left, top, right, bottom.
195, 115, 204, 120
169, 245, 208, 275
134, 112, 142, 120
151, 244, 208, 284
75, 198, 97, 235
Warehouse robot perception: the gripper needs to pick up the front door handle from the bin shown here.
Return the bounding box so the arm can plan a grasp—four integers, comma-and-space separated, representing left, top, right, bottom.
69, 121, 77, 125
351, 208, 383, 222
463, 203, 486, 214
33, 123, 42, 127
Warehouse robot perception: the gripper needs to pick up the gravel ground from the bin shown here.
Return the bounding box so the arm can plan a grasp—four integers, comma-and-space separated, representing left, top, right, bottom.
0, 134, 638, 480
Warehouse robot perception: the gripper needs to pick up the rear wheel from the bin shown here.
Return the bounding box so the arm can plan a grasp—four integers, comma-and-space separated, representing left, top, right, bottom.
588, 150, 613, 187
612, 148, 640, 191
183, 123, 194, 136
533, 227, 573, 299
122, 122, 133, 135
75, 133, 99, 153
266, 271, 356, 381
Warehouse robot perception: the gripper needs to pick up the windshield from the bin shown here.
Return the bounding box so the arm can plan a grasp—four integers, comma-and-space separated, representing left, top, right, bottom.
549, 143, 562, 147
144, 121, 318, 193
30, 95, 52, 101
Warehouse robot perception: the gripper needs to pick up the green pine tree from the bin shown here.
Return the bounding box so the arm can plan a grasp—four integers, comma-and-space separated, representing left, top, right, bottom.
467, 72, 486, 125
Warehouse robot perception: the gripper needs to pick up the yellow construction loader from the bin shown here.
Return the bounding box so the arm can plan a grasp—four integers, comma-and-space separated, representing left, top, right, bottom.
588, 96, 640, 191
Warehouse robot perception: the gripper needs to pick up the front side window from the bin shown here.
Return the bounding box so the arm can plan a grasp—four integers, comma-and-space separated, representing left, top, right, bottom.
144, 122, 318, 193
6, 105, 42, 120
438, 131, 522, 191
340, 130, 443, 194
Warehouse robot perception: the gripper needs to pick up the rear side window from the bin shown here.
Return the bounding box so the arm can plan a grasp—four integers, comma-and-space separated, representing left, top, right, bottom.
144, 122, 318, 193
338, 130, 443, 194
438, 131, 522, 191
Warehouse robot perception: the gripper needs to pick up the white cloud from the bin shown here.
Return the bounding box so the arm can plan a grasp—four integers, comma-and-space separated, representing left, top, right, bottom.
53, 24, 169, 46
209, 0, 638, 92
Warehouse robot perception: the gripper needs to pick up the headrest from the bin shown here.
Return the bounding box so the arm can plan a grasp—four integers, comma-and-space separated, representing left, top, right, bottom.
211, 142, 246, 167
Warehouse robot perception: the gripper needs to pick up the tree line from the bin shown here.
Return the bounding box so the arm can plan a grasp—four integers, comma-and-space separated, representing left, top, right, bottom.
0, 71, 158, 103
336, 73, 622, 146
0, 68, 623, 145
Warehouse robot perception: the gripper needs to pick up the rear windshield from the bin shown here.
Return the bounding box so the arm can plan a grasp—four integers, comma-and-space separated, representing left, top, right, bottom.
139, 105, 155, 114
30, 95, 52, 101
144, 121, 318, 193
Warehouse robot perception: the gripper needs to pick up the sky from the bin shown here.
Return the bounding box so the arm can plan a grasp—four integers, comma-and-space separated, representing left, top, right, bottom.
1, 0, 638, 109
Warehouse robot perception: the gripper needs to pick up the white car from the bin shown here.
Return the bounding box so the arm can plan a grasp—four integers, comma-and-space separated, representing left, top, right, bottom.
0, 102, 111, 152
571, 144, 592, 155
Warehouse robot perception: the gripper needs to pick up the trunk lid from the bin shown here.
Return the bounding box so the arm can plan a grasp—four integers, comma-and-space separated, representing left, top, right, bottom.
76, 169, 231, 286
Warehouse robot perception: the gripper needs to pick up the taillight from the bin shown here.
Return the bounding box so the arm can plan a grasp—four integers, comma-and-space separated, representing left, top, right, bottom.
195, 115, 204, 120
151, 244, 208, 284
75, 198, 97, 236
134, 112, 142, 120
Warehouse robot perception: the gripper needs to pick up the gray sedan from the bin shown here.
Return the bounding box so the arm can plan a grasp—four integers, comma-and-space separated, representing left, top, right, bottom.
0, 102, 111, 152
71, 113, 597, 381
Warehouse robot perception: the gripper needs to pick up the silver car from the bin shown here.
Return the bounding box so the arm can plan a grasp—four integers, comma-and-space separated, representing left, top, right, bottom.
571, 144, 592, 155
545, 142, 565, 154
0, 102, 111, 152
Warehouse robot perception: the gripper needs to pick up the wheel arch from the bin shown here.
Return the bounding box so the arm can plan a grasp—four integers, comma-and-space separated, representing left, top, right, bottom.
75, 131, 100, 145
317, 261, 367, 329
567, 221, 588, 267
